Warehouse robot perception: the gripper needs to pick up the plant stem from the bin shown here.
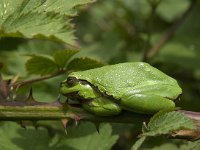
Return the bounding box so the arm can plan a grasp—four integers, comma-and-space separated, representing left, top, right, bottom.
0, 101, 200, 124
0, 101, 199, 140
0, 101, 150, 123
12, 70, 66, 89
142, 0, 160, 61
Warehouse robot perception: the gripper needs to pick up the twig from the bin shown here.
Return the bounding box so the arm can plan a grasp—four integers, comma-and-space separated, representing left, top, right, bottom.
142, 0, 161, 61
12, 70, 66, 89
144, 0, 196, 61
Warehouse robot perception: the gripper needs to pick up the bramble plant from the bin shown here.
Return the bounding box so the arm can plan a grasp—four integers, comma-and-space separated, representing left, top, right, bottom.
0, 0, 200, 150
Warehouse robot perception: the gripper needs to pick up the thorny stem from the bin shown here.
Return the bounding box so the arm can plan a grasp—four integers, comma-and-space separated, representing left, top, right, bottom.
144, 0, 196, 61
0, 101, 199, 140
0, 101, 150, 123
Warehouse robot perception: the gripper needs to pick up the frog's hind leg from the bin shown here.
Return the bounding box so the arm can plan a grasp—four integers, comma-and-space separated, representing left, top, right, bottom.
82, 97, 122, 116
120, 93, 175, 114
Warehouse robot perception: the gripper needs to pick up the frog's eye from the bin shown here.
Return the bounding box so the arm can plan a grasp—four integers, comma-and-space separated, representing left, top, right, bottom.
66, 77, 78, 86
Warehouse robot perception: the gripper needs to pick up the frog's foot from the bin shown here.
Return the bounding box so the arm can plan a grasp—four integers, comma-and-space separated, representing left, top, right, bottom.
82, 97, 121, 116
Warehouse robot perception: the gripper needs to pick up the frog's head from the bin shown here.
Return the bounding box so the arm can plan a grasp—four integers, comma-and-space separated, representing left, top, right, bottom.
60, 77, 97, 100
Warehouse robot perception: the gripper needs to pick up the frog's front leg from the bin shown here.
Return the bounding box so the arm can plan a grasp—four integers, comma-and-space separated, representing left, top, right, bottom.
82, 97, 122, 116
120, 93, 175, 114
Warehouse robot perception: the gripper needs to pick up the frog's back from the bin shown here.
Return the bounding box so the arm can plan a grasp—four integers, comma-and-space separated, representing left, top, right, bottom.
69, 62, 182, 99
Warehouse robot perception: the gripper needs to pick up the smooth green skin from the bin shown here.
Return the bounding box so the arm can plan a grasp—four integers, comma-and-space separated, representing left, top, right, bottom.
60, 62, 182, 116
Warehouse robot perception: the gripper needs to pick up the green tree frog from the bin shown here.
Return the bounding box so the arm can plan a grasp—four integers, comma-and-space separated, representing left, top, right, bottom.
60, 62, 182, 116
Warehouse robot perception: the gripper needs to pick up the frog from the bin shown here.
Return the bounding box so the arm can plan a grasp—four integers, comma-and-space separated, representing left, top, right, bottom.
60, 62, 182, 116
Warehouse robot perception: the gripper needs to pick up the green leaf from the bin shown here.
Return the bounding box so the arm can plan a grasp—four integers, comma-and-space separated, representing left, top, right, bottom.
131, 136, 146, 150
0, 0, 93, 45
144, 111, 196, 136
143, 143, 179, 150
67, 57, 105, 71
26, 55, 58, 75
0, 122, 51, 150
53, 50, 79, 67
0, 40, 64, 76
180, 140, 200, 150
17, 40, 65, 55
33, 0, 94, 16
0, 122, 118, 150
55, 122, 118, 150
